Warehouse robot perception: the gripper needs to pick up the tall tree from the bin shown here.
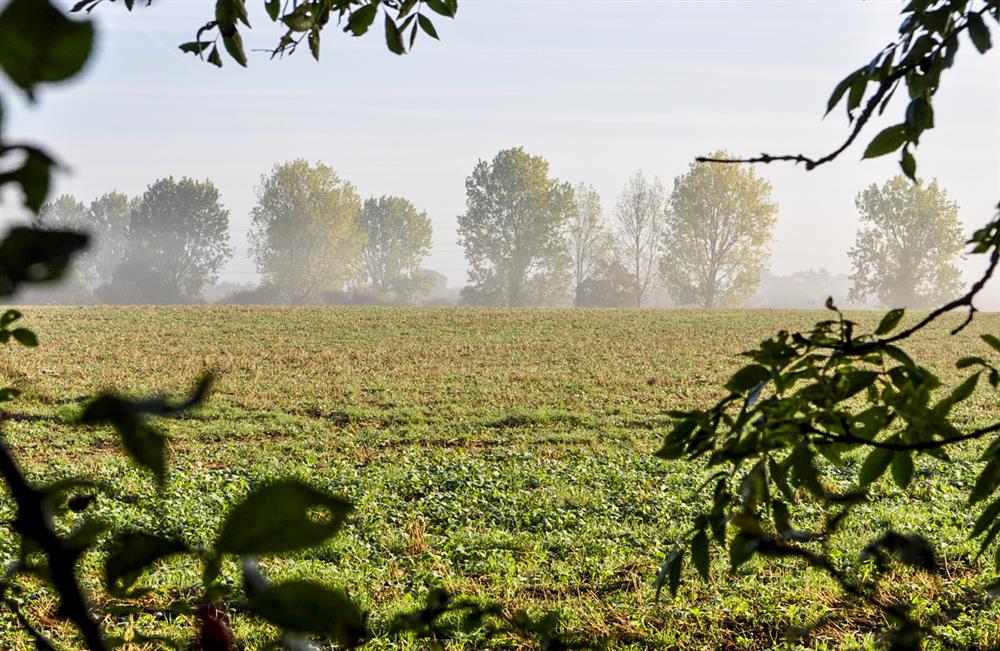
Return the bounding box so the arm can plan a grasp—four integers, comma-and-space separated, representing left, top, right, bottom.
358, 195, 433, 302
614, 172, 665, 308
35, 194, 87, 230
660, 155, 777, 308
457, 147, 573, 307
250, 160, 364, 303
36, 192, 132, 288
848, 176, 964, 308
567, 182, 613, 305
122, 177, 232, 302
85, 192, 133, 285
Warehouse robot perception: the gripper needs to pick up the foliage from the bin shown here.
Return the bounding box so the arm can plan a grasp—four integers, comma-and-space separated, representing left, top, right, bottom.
250, 159, 365, 304
457, 147, 574, 307
100, 177, 233, 304
613, 172, 665, 308
848, 175, 965, 308
660, 154, 778, 308
677, 1, 1000, 648
358, 195, 433, 302
701, 0, 999, 180
567, 182, 613, 303
35, 192, 132, 290
71, 0, 457, 65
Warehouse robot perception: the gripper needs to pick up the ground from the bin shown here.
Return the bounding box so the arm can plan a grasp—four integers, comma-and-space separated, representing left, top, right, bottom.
0, 307, 998, 649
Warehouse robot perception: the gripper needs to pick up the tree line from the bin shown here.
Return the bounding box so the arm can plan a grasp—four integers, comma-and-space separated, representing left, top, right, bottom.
29, 153, 965, 309
30, 161, 435, 306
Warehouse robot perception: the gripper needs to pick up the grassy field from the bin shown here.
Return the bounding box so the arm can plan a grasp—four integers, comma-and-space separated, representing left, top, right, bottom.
1, 306, 999, 649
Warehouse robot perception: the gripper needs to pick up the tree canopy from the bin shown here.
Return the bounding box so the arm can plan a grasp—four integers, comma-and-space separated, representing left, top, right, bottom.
358, 195, 433, 302
457, 147, 573, 307
112, 177, 231, 303
660, 155, 777, 308
250, 160, 364, 304
613, 172, 666, 308
848, 175, 964, 308
567, 183, 612, 305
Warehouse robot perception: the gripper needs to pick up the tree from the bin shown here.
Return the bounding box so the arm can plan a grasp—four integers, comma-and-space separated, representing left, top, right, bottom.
567, 183, 612, 303
848, 176, 964, 308
660, 155, 778, 308
657, 4, 1000, 649
457, 147, 573, 307
2, 0, 999, 649
358, 195, 433, 302
574, 259, 637, 308
36, 192, 132, 290
35, 194, 87, 230
84, 191, 133, 286
614, 172, 665, 308
115, 177, 231, 303
250, 160, 364, 304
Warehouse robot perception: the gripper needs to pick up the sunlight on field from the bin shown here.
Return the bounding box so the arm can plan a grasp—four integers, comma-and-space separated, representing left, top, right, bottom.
2, 307, 999, 649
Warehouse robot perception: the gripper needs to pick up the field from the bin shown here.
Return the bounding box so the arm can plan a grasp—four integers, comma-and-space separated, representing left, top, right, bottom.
1, 306, 999, 649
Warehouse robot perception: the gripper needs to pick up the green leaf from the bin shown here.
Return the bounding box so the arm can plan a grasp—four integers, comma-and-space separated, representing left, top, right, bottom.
308, 29, 320, 60
982, 334, 1000, 354
968, 12, 992, 54
690, 529, 710, 581
178, 41, 210, 55
79, 395, 168, 483
971, 497, 1000, 539
900, 148, 917, 181
905, 95, 933, 133
729, 532, 757, 572
0, 147, 58, 213
346, 3, 378, 36
216, 480, 352, 555
207, 45, 222, 68
222, 31, 247, 67
0, 309, 20, 326
970, 458, 1000, 506
0, 227, 89, 294
105, 533, 187, 597
891, 451, 914, 489
417, 14, 439, 39
725, 364, 770, 394
251, 580, 365, 646
264, 0, 280, 21
859, 447, 893, 485
826, 67, 865, 115
772, 499, 791, 534
0, 387, 20, 402
846, 75, 867, 116
949, 372, 981, 406
11, 328, 37, 347
0, 0, 95, 98
863, 123, 909, 159
384, 13, 405, 54
875, 308, 905, 335
424, 0, 456, 18
121, 422, 166, 483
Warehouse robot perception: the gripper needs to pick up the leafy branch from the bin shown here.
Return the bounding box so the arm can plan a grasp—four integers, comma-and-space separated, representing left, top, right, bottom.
697, 0, 999, 180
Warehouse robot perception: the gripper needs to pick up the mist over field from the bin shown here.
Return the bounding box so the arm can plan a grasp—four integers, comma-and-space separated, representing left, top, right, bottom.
2, 1, 1000, 649
2, 1, 997, 311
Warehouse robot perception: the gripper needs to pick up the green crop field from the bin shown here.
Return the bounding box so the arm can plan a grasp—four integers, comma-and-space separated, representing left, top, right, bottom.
1, 307, 999, 650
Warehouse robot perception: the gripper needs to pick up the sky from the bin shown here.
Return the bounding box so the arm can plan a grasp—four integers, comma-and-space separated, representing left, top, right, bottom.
2, 0, 999, 296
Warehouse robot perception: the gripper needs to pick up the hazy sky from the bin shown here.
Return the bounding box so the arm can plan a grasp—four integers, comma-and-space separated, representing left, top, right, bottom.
3, 0, 999, 293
